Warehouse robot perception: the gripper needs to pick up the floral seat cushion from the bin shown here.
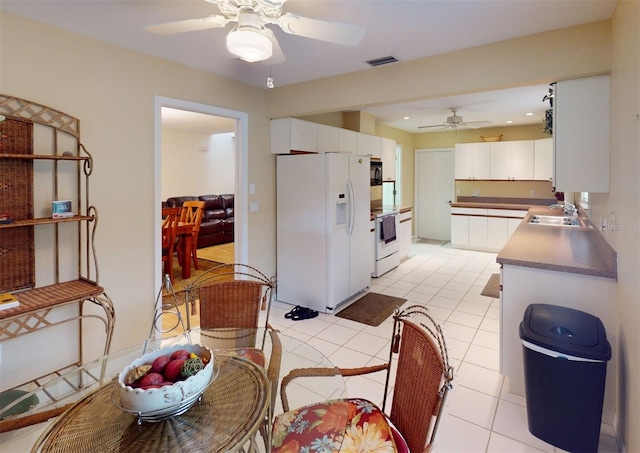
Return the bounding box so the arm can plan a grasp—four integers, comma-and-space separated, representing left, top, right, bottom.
272, 398, 407, 453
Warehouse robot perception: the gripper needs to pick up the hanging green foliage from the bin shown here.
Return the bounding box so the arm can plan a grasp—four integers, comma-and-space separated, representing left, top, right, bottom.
542, 83, 555, 135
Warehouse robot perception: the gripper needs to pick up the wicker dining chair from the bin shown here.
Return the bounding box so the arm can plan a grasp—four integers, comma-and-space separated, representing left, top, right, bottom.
272, 305, 454, 453
183, 263, 280, 450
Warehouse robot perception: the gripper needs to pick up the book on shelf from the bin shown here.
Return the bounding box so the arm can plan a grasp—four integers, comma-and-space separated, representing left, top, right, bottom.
0, 292, 20, 310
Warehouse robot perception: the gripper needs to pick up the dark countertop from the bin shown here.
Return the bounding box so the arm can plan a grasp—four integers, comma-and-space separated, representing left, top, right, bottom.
450, 196, 557, 211
497, 206, 617, 279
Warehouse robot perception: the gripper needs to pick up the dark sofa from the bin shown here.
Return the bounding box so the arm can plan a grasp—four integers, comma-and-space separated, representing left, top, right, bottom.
165, 194, 234, 248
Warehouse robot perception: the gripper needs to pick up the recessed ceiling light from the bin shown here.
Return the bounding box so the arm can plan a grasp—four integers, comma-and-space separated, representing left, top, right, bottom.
506, 120, 513, 124
526, 112, 533, 116
403, 116, 410, 120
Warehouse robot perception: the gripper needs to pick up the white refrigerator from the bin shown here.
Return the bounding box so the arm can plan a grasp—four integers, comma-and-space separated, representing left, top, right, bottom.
276, 153, 371, 313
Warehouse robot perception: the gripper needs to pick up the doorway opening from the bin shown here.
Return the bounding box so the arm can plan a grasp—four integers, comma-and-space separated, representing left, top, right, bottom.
154, 96, 249, 291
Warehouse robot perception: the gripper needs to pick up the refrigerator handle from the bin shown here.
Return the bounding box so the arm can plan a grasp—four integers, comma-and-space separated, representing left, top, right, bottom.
347, 181, 355, 236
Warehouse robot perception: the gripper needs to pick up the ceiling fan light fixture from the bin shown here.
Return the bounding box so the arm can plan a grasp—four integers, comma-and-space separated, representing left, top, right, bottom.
226, 27, 272, 62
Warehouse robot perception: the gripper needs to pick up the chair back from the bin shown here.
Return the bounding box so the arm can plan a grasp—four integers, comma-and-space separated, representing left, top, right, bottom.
162, 207, 180, 249
180, 200, 204, 232
161, 207, 181, 283
386, 306, 454, 453
184, 263, 276, 348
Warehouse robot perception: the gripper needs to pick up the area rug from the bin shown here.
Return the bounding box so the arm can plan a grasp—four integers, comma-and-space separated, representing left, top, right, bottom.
481, 273, 501, 298
335, 292, 407, 327
162, 258, 227, 305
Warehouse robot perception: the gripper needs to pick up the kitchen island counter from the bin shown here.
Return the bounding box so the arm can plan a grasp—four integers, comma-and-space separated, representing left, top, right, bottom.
497, 206, 617, 279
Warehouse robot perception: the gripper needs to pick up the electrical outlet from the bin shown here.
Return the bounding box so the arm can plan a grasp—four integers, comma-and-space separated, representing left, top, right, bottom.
473, 189, 480, 196
250, 201, 259, 213
610, 211, 616, 233
530, 190, 536, 197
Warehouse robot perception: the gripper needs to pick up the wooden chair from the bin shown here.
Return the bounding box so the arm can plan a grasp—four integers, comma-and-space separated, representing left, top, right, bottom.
183, 263, 280, 450
178, 200, 205, 271
161, 207, 181, 284
272, 305, 454, 453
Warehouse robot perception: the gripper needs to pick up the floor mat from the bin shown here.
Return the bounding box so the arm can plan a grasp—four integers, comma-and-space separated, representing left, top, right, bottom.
481, 273, 501, 298
335, 292, 407, 327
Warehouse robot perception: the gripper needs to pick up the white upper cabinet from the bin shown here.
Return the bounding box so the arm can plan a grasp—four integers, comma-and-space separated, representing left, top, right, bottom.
490, 141, 534, 180
455, 143, 490, 179
317, 123, 340, 153
534, 138, 554, 182
339, 128, 358, 154
271, 118, 318, 154
357, 133, 381, 158
554, 75, 610, 193
380, 137, 396, 180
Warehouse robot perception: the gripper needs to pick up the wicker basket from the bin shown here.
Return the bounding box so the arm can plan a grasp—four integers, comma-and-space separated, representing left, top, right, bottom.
480, 135, 503, 142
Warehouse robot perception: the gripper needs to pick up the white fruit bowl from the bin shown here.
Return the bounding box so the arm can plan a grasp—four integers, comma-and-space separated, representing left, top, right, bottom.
115, 343, 214, 417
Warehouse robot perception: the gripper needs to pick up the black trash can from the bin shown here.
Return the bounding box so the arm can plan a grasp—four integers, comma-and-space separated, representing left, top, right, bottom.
519, 304, 611, 453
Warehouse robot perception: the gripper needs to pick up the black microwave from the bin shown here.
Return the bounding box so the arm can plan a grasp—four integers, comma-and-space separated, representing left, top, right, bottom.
370, 160, 383, 186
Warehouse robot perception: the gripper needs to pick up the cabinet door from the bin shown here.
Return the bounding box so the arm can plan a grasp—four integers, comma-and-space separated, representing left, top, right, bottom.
380, 137, 396, 180
317, 124, 339, 153
339, 128, 358, 154
490, 142, 512, 180
507, 218, 523, 238
468, 216, 488, 247
356, 133, 373, 156
290, 118, 318, 153
534, 138, 554, 181
472, 143, 491, 179
398, 211, 412, 260
454, 144, 473, 179
450, 215, 469, 246
369, 135, 382, 159
487, 217, 508, 250
554, 75, 610, 192
510, 140, 534, 179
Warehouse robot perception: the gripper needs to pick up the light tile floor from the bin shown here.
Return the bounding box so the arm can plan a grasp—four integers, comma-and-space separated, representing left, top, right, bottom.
269, 241, 620, 453
1, 241, 620, 452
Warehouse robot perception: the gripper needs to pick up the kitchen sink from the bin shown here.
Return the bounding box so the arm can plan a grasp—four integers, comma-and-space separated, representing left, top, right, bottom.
528, 215, 581, 227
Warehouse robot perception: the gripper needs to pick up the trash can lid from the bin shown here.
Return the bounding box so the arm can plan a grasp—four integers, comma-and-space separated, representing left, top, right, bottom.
519, 304, 611, 361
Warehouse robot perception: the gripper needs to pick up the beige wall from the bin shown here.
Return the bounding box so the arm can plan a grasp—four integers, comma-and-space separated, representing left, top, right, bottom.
0, 12, 275, 353
590, 1, 639, 451
3, 10, 637, 450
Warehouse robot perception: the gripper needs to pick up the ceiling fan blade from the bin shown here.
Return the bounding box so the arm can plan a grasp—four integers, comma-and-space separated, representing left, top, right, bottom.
145, 15, 230, 35
276, 13, 364, 46
462, 121, 492, 129
418, 124, 447, 129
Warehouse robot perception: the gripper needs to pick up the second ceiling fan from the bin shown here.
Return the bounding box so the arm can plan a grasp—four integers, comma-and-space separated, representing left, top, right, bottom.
418, 109, 491, 131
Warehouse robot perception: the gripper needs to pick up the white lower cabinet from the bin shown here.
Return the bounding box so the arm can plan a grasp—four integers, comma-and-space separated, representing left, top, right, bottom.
398, 210, 412, 261
500, 264, 616, 424
370, 220, 375, 275
451, 207, 526, 252
450, 214, 469, 247
468, 216, 488, 248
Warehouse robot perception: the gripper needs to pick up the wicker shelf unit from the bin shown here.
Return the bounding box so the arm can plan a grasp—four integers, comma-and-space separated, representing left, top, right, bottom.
0, 94, 115, 393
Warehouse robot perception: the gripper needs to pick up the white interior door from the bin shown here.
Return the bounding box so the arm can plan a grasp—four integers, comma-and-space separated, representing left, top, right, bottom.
415, 149, 454, 241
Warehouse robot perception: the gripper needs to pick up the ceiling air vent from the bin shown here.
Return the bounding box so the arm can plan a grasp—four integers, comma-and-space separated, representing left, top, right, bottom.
366, 56, 398, 67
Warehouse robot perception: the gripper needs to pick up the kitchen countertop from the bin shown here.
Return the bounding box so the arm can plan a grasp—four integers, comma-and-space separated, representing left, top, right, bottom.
497, 206, 617, 279
370, 205, 412, 220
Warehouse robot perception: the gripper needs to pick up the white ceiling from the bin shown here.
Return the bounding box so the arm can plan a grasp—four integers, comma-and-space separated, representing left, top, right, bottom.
2, 0, 617, 133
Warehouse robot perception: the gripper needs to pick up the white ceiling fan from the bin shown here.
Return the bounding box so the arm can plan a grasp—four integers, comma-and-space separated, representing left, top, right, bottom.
145, 0, 365, 63
418, 109, 491, 131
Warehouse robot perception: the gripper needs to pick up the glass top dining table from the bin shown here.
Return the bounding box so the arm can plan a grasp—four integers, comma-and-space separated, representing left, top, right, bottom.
0, 327, 347, 452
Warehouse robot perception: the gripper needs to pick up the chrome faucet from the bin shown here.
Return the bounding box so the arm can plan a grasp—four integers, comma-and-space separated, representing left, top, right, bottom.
549, 202, 578, 224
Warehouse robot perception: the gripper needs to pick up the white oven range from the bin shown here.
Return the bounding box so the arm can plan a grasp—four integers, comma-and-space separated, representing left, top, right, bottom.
373, 211, 400, 277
